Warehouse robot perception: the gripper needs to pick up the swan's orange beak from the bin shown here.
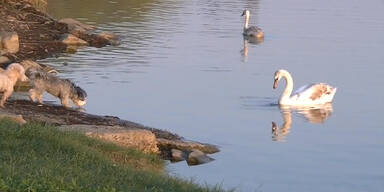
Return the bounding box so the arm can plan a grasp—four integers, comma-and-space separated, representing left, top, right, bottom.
273, 78, 279, 89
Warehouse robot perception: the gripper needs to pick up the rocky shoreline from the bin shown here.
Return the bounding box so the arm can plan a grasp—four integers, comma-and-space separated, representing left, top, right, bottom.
0, 0, 219, 165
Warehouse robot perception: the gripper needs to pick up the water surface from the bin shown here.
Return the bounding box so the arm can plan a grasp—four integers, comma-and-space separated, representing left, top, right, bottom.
41, 0, 384, 191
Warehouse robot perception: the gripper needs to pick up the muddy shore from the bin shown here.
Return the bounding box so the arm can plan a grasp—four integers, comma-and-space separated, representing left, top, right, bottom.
0, 0, 218, 164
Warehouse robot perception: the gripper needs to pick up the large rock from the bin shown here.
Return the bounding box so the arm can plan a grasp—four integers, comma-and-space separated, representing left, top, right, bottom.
187, 149, 215, 166
20, 60, 43, 71
156, 138, 220, 154
0, 56, 11, 66
60, 34, 88, 46
59, 124, 159, 154
96, 32, 119, 46
0, 32, 19, 54
59, 18, 95, 34
59, 18, 118, 47
171, 149, 186, 162
0, 112, 26, 125
20, 60, 58, 74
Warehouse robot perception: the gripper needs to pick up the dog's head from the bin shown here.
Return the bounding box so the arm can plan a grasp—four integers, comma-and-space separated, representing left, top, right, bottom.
71, 85, 87, 107
7, 63, 28, 82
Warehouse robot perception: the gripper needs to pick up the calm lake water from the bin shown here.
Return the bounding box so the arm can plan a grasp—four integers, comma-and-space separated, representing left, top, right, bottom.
42, 0, 384, 191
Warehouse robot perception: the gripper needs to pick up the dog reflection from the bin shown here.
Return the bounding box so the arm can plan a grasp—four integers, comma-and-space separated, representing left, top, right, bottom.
272, 104, 333, 142
241, 36, 264, 62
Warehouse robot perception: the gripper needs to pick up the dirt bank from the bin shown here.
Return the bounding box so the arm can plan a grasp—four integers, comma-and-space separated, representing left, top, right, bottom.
0, 0, 67, 61
0, 0, 112, 63
1, 99, 220, 160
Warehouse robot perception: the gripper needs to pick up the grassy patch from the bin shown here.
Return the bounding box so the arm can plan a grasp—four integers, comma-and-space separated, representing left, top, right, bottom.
0, 120, 226, 191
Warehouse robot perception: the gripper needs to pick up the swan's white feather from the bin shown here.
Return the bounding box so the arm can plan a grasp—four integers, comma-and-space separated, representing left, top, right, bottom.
290, 83, 337, 105
292, 84, 315, 96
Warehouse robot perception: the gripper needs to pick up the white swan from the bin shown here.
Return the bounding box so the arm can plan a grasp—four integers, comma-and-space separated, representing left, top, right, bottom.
273, 69, 337, 106
242, 9, 264, 38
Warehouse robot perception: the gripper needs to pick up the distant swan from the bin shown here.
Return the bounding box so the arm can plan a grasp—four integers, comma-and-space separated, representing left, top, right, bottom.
242, 9, 264, 38
273, 69, 337, 106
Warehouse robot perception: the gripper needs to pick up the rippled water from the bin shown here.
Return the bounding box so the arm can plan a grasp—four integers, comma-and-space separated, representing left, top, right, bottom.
41, 0, 384, 191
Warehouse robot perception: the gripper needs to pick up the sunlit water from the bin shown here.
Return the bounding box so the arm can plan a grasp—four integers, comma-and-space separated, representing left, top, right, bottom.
40, 0, 384, 191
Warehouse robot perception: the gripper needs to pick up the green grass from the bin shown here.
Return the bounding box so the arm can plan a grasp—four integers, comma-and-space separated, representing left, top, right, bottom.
0, 119, 226, 192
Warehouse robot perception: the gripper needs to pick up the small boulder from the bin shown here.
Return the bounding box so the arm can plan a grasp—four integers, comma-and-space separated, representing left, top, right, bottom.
171, 149, 186, 162
20, 60, 59, 78
156, 138, 220, 154
60, 34, 88, 46
59, 124, 159, 154
187, 149, 215, 166
0, 32, 19, 54
20, 60, 42, 71
59, 18, 95, 34
96, 32, 119, 46
0, 56, 11, 65
0, 113, 27, 125
65, 46, 78, 54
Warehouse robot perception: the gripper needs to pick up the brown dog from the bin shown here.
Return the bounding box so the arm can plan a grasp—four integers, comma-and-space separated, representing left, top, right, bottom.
0, 63, 28, 107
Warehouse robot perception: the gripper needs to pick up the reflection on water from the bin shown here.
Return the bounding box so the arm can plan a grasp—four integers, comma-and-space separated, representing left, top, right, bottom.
272, 104, 333, 142
241, 36, 264, 62
272, 111, 292, 142
48, 0, 163, 23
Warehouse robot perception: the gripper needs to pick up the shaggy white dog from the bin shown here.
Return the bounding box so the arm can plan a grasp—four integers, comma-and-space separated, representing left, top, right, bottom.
0, 63, 28, 107
27, 69, 87, 108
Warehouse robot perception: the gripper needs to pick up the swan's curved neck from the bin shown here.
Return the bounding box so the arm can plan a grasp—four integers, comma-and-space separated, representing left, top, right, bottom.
279, 71, 294, 104
244, 14, 249, 29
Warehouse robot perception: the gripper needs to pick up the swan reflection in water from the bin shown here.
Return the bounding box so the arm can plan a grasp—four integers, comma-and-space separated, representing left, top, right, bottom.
241, 36, 263, 62
272, 103, 334, 142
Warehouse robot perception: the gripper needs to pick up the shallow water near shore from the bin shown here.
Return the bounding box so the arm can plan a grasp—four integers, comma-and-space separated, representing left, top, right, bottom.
39, 0, 384, 191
